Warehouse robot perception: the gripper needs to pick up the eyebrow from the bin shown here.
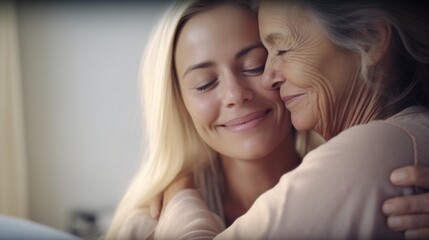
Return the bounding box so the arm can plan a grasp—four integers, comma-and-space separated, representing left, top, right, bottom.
183, 61, 215, 78
182, 42, 264, 78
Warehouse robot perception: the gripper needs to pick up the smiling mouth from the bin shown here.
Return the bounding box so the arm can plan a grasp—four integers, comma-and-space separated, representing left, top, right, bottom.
220, 109, 271, 131
281, 94, 304, 106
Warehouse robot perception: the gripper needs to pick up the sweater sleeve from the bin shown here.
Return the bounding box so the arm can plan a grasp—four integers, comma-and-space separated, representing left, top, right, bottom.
217, 122, 414, 239
157, 118, 429, 239
154, 189, 225, 239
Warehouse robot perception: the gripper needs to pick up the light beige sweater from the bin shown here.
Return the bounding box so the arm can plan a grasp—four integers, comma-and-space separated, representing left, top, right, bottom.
155, 106, 429, 239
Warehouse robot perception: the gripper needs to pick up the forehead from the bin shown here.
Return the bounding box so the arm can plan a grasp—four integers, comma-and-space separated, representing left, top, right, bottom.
182, 3, 259, 37
258, 1, 313, 44
175, 3, 259, 52
174, 4, 260, 72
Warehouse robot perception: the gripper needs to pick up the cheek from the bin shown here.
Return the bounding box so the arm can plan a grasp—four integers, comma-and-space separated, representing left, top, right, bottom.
283, 59, 336, 122
285, 56, 339, 100
300, 75, 333, 121
183, 94, 219, 130
286, 56, 325, 88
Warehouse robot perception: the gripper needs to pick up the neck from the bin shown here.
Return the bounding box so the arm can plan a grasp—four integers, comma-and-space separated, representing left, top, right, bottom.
219, 132, 300, 226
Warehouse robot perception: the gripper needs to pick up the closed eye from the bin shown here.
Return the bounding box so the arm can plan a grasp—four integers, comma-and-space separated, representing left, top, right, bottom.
243, 65, 265, 76
195, 80, 217, 93
276, 50, 288, 56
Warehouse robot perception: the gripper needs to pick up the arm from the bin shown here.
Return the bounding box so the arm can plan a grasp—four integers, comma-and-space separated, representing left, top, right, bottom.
154, 189, 225, 239
153, 174, 225, 239
383, 166, 429, 239
157, 122, 423, 239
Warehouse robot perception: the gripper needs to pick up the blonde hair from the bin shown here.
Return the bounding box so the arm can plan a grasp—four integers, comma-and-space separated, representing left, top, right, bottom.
106, 0, 258, 238
106, 1, 213, 238
106, 1, 322, 238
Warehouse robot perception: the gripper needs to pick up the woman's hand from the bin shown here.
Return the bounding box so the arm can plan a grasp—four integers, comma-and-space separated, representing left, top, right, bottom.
383, 166, 429, 239
149, 174, 195, 219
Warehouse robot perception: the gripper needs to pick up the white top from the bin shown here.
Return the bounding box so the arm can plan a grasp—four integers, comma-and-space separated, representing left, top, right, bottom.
155, 106, 429, 239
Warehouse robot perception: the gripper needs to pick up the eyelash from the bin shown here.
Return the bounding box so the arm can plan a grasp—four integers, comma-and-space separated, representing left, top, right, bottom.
243, 65, 265, 76
194, 62, 265, 93
195, 80, 217, 93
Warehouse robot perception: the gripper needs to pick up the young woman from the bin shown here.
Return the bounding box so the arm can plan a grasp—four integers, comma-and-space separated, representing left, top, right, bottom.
106, 0, 429, 239
106, 1, 307, 238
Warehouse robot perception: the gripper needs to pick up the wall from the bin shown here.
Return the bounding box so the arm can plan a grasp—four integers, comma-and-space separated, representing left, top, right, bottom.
16, 1, 170, 232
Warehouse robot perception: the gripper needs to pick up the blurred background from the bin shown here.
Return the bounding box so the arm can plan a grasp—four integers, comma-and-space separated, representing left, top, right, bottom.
0, 0, 172, 238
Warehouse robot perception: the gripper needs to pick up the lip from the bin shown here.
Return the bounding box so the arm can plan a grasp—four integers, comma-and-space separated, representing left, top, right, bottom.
220, 109, 270, 131
281, 94, 304, 107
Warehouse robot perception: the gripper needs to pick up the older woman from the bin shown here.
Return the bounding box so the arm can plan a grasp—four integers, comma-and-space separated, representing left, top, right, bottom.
155, 0, 429, 239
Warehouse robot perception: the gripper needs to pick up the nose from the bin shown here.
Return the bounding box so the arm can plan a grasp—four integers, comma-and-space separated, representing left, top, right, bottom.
261, 60, 285, 90
223, 75, 254, 108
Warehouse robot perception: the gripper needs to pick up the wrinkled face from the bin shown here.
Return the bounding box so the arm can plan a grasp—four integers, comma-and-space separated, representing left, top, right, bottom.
174, 4, 291, 160
259, 1, 361, 136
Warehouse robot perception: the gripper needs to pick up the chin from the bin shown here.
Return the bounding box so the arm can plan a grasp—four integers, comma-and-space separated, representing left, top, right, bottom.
243, 142, 280, 159
237, 152, 271, 162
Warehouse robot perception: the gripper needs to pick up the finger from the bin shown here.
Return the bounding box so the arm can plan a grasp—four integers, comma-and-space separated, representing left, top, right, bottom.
383, 193, 429, 216
405, 228, 429, 239
391, 166, 429, 188
387, 214, 429, 231
149, 193, 163, 219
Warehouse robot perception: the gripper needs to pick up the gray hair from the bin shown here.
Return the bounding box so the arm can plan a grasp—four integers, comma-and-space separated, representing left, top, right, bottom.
295, 0, 429, 118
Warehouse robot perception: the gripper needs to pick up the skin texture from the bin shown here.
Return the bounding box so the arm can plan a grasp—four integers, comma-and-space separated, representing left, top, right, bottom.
259, 2, 385, 139
154, 2, 429, 237
174, 4, 300, 225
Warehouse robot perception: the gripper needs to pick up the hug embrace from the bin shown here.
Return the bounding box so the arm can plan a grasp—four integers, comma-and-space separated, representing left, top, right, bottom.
107, 0, 429, 239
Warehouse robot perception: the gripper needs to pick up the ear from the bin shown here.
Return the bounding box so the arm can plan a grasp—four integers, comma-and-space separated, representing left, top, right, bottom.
362, 19, 392, 66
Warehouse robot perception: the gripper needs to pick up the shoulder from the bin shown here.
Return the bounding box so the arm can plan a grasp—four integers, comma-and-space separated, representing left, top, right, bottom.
377, 106, 429, 139
290, 110, 429, 200
296, 118, 418, 198
336, 120, 411, 150
314, 105, 429, 163
306, 120, 414, 167
310, 106, 429, 168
